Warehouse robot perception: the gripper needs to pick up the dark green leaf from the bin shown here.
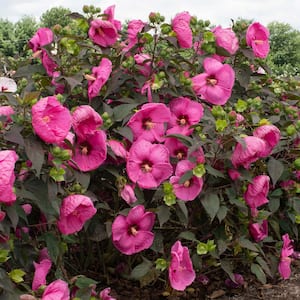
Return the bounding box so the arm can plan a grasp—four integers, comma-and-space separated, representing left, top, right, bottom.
221, 260, 235, 282
178, 231, 198, 242
113, 103, 139, 121
156, 205, 171, 227
267, 157, 284, 186
44, 232, 60, 264
75, 276, 98, 289
6, 205, 19, 230
4, 125, 24, 146
130, 258, 152, 280
201, 193, 220, 221
24, 136, 45, 177
178, 170, 193, 184
165, 134, 193, 147
256, 256, 272, 277
176, 200, 188, 226
251, 263, 266, 284
217, 205, 228, 222
238, 237, 258, 252
205, 164, 225, 178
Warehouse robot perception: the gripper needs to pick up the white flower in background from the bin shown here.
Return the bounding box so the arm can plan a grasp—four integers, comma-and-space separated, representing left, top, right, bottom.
0, 77, 17, 93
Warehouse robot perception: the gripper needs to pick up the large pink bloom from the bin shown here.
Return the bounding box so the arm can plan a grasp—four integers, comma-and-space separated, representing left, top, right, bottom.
42, 279, 70, 300
249, 220, 268, 242
167, 97, 204, 135
246, 22, 270, 58
253, 124, 281, 156
123, 19, 145, 52
57, 194, 97, 235
126, 139, 173, 189
172, 12, 192, 48
231, 136, 267, 169
0, 150, 18, 205
170, 160, 203, 201
72, 105, 103, 139
244, 175, 270, 217
212, 26, 239, 55
134, 54, 152, 77
99, 287, 116, 300
278, 234, 294, 280
32, 249, 52, 291
0, 105, 14, 123
112, 205, 155, 255
31, 96, 72, 144
87, 58, 112, 100
191, 57, 235, 105
164, 137, 188, 160
127, 103, 171, 142
88, 6, 121, 48
71, 130, 107, 172
29, 28, 53, 52
169, 240, 195, 291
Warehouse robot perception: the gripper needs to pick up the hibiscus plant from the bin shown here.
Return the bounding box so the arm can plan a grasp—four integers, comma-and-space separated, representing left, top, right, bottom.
0, 4, 300, 299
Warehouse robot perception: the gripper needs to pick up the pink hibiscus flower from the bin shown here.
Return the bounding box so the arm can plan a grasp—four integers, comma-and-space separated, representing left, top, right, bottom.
231, 136, 267, 169
0, 78, 17, 93
72, 105, 103, 139
246, 22, 270, 58
170, 160, 203, 201
167, 97, 204, 135
191, 57, 235, 105
71, 130, 107, 172
127, 103, 171, 142
120, 184, 137, 205
87, 57, 112, 100
41, 50, 58, 77
42, 279, 70, 300
99, 287, 116, 300
172, 12, 192, 48
112, 205, 155, 255
244, 175, 270, 217
0, 105, 14, 124
0, 150, 18, 205
32, 249, 52, 291
29, 28, 53, 52
31, 96, 72, 144
88, 5, 121, 48
249, 220, 268, 242
278, 233, 294, 280
253, 124, 281, 156
57, 194, 97, 235
134, 53, 152, 77
169, 240, 196, 291
126, 139, 173, 189
164, 137, 188, 160
212, 26, 239, 55
123, 19, 145, 52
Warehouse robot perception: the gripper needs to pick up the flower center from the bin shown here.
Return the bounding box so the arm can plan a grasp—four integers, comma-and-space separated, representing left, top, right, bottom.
178, 115, 188, 126
97, 27, 104, 36
141, 162, 152, 173
206, 77, 217, 86
183, 180, 191, 188
80, 142, 91, 155
254, 39, 264, 45
129, 225, 138, 236
142, 118, 154, 130
176, 150, 186, 160
1, 86, 8, 92
42, 115, 51, 123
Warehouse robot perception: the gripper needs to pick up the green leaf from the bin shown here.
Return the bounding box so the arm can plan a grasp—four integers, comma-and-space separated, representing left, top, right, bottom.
4, 125, 25, 146
44, 232, 61, 263
205, 164, 225, 178
221, 260, 235, 282
267, 157, 284, 186
6, 205, 19, 230
0, 249, 10, 263
201, 193, 220, 221
75, 276, 98, 289
238, 237, 259, 252
24, 136, 45, 177
165, 133, 193, 147
176, 200, 188, 226
113, 103, 139, 122
178, 231, 198, 242
256, 256, 272, 277
178, 170, 193, 184
251, 263, 266, 284
156, 205, 171, 227
217, 205, 228, 222
8, 269, 26, 284
130, 258, 152, 280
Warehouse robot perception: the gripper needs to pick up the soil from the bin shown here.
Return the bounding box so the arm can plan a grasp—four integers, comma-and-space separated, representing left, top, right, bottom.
109, 260, 300, 300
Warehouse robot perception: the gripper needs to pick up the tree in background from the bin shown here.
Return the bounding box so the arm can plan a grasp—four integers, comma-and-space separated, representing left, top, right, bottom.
267, 21, 300, 76
40, 6, 72, 28
0, 19, 16, 57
